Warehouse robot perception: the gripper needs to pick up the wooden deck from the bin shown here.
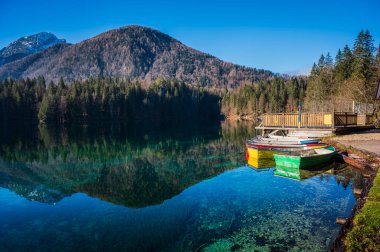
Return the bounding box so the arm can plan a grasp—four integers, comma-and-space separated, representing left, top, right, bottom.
256, 112, 374, 135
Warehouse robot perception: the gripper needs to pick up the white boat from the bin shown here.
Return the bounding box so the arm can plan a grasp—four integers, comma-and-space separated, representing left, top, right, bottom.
252, 136, 320, 144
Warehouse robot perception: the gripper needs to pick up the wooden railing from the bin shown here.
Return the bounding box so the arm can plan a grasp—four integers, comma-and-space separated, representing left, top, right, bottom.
301, 113, 329, 127
261, 113, 373, 128
357, 114, 374, 125
262, 113, 331, 128
334, 112, 357, 126
262, 113, 297, 128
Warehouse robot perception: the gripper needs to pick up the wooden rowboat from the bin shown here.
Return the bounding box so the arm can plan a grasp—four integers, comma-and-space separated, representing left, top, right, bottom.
273, 146, 336, 169
246, 142, 326, 150
250, 136, 320, 145
249, 138, 320, 145
267, 135, 321, 144
245, 143, 327, 161
246, 146, 278, 160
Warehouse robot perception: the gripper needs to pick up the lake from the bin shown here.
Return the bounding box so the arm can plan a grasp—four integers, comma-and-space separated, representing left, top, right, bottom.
0, 122, 363, 252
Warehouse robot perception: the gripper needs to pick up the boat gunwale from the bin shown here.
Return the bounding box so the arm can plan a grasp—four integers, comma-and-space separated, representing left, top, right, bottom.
246, 144, 327, 151
273, 147, 335, 159
246, 140, 323, 147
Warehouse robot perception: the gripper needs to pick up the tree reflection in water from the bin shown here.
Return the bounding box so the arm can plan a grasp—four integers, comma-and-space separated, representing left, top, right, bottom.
0, 121, 249, 207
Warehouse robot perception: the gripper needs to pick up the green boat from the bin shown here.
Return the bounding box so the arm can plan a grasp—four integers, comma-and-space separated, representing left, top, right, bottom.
273, 146, 335, 169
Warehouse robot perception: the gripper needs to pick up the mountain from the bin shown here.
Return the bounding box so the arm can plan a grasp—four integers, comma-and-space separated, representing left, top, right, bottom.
0, 26, 273, 87
0, 32, 66, 66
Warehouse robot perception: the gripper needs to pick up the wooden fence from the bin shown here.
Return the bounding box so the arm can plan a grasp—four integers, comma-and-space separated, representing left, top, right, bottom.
357, 114, 374, 126
334, 113, 357, 126
261, 113, 373, 129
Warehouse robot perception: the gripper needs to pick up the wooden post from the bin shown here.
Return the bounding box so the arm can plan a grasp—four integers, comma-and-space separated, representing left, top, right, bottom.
321, 112, 324, 128
332, 107, 335, 129
345, 112, 347, 126
305, 113, 308, 128
298, 101, 301, 128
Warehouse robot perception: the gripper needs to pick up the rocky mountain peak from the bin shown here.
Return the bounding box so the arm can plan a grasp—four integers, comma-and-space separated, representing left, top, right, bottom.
0, 32, 66, 66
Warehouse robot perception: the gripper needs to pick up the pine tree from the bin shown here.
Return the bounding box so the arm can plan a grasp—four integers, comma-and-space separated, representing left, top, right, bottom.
334, 49, 345, 83
311, 63, 318, 76
305, 54, 335, 111
325, 52, 334, 68
336, 49, 343, 64
342, 45, 354, 79
350, 30, 376, 103
375, 45, 380, 81
38, 95, 49, 122
353, 30, 375, 81
317, 54, 326, 70
36, 76, 46, 102
259, 93, 266, 114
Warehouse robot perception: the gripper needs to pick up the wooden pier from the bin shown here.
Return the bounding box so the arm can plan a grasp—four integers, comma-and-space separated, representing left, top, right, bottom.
256, 112, 374, 136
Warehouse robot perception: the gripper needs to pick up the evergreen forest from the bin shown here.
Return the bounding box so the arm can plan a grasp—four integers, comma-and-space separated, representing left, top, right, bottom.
0, 30, 379, 125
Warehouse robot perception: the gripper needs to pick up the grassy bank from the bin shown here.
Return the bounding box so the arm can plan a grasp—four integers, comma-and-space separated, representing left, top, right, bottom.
345, 168, 380, 251
326, 137, 380, 251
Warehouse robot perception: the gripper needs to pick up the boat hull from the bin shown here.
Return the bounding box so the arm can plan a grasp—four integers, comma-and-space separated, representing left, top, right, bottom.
245, 143, 328, 162
246, 146, 278, 159
247, 143, 326, 150
273, 147, 335, 169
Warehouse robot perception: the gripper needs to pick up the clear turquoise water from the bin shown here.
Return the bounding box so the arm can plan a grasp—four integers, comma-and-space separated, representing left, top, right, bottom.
0, 122, 362, 252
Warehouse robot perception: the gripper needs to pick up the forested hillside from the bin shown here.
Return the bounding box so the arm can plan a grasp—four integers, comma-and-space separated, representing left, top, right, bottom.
221, 30, 380, 117
221, 77, 307, 118
305, 30, 380, 112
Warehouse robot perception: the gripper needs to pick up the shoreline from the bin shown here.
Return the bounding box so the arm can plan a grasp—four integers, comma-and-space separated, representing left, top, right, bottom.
326, 135, 380, 251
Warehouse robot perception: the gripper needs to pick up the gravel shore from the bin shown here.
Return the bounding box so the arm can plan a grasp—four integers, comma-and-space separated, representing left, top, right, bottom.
333, 131, 380, 156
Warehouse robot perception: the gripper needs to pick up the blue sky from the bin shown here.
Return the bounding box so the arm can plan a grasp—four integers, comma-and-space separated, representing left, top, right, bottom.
1, 0, 379, 74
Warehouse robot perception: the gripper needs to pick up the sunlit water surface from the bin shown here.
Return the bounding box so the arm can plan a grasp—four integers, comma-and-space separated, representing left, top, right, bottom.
0, 122, 362, 252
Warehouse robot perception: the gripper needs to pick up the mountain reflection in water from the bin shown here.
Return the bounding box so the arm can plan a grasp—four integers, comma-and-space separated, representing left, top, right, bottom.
0, 121, 251, 207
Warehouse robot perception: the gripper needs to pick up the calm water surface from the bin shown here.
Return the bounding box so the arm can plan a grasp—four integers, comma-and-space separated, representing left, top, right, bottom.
0, 122, 363, 252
